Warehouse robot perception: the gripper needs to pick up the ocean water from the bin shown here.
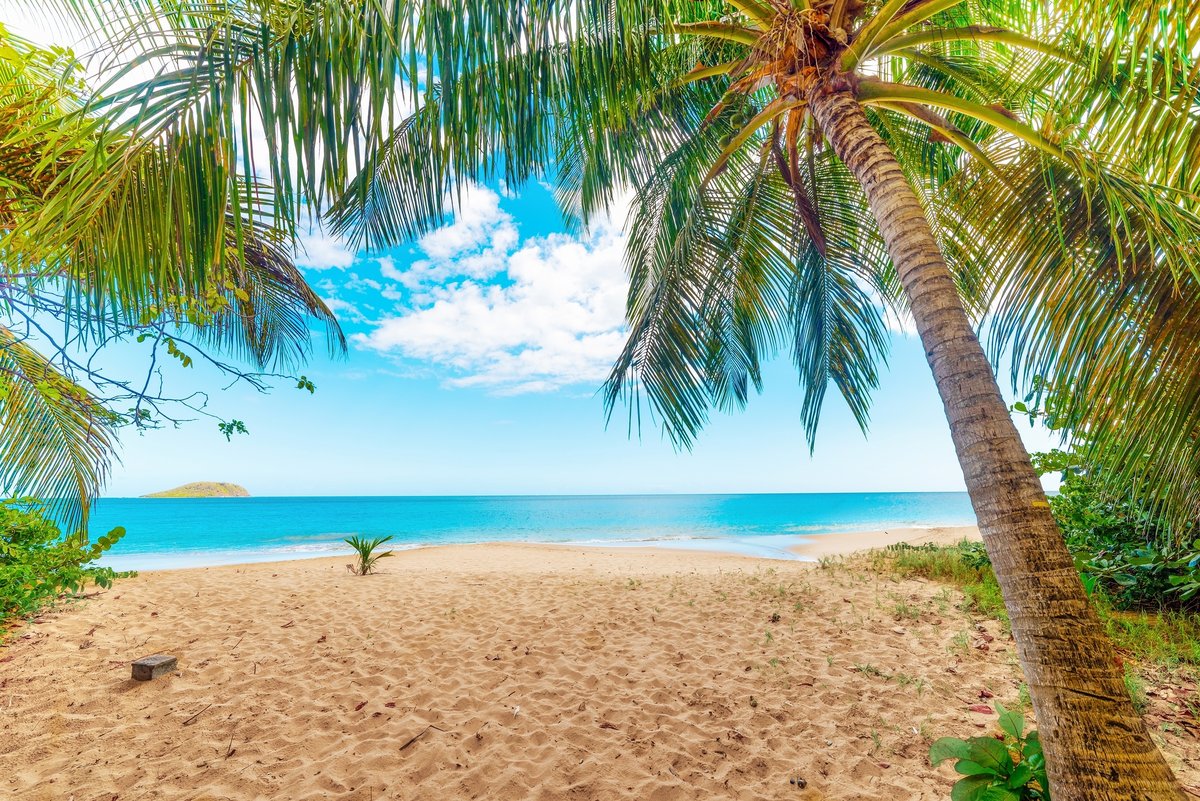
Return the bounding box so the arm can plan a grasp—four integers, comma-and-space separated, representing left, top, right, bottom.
88, 493, 977, 571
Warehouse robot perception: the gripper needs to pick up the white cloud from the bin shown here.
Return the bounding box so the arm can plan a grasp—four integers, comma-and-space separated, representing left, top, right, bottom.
295, 224, 357, 270
397, 185, 520, 289
355, 211, 630, 393
321, 296, 367, 323
378, 256, 402, 281
344, 273, 382, 292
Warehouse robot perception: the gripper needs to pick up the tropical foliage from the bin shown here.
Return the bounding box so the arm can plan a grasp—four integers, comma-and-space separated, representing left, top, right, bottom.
5, 0, 1199, 793
344, 535, 393, 576
979, 0, 1200, 529
930, 703, 1048, 801
1016, 383, 1200, 609
12, 0, 1194, 527
1040, 465, 1200, 611
0, 23, 348, 527
325, 1, 1199, 449
0, 498, 128, 631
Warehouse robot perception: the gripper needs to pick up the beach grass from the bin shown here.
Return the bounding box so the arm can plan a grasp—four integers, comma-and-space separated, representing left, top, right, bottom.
865, 540, 1200, 670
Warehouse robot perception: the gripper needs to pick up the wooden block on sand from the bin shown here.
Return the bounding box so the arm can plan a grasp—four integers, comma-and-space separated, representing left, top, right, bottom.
132, 654, 177, 681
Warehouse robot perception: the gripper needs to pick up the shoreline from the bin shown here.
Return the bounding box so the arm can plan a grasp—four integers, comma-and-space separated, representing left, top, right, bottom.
100, 525, 982, 573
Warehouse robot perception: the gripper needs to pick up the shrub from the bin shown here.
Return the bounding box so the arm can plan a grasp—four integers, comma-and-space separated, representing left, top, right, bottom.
345, 535, 394, 575
930, 703, 1048, 800
0, 499, 128, 630
1049, 471, 1200, 612
874, 541, 1200, 667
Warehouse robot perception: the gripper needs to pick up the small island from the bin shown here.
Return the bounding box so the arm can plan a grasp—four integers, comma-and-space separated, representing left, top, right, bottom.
141, 482, 250, 499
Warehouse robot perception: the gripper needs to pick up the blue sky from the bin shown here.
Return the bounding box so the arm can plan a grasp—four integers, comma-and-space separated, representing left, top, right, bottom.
99, 181, 1060, 498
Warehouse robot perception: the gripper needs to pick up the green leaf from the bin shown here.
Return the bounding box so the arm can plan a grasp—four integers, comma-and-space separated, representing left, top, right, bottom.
963, 737, 1014, 774
955, 760, 999, 777
996, 703, 1024, 740
978, 788, 1023, 801
1005, 763, 1032, 789
1022, 730, 1043, 762
930, 737, 973, 766
951, 775, 995, 801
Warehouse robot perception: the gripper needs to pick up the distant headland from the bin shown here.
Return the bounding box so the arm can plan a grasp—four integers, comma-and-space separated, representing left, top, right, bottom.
141, 482, 250, 499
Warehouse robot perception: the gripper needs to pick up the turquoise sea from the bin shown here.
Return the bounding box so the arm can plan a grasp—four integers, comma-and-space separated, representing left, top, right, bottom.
90, 492, 976, 571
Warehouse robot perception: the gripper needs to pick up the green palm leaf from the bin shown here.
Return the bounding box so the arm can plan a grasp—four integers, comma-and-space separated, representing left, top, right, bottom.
0, 24, 346, 516
0, 327, 115, 531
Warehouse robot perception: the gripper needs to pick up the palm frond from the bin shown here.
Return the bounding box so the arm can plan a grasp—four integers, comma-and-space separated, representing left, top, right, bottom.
938, 139, 1200, 532
0, 26, 347, 518
0, 327, 116, 532
605, 94, 891, 447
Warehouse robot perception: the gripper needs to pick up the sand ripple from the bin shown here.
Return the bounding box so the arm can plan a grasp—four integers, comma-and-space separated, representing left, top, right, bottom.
3, 542, 1194, 799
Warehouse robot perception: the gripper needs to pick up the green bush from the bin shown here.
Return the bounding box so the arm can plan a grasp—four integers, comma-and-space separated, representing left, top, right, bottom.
0, 499, 129, 630
874, 540, 1200, 667
930, 703, 1048, 800
1049, 471, 1200, 612
1016, 383, 1200, 610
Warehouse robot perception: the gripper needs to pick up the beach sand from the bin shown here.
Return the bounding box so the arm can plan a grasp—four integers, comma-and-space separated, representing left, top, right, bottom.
789, 525, 981, 559
4, 528, 1196, 800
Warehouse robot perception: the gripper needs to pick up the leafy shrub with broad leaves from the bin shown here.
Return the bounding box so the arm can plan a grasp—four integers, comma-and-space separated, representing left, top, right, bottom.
1049, 470, 1200, 611
1015, 380, 1200, 610
0, 499, 129, 629
345, 535, 394, 575
930, 703, 1048, 800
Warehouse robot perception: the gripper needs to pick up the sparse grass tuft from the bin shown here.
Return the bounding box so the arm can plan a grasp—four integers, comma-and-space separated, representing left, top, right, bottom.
889, 594, 922, 621
949, 629, 971, 656
1096, 599, 1200, 666
1124, 664, 1149, 714
892, 672, 927, 695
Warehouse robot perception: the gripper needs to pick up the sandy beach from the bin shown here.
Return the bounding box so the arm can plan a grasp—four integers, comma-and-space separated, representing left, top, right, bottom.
4, 527, 1196, 800
788, 525, 981, 559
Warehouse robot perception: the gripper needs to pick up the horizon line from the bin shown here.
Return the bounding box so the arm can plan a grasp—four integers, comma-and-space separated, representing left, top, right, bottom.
101, 489, 976, 500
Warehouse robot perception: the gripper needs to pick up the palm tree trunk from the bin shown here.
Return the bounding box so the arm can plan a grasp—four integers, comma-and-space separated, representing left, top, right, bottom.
808, 83, 1184, 801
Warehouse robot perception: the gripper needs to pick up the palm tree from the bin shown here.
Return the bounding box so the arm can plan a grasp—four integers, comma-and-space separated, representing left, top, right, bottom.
0, 26, 347, 528
0, 0, 437, 530
328, 1, 1198, 797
